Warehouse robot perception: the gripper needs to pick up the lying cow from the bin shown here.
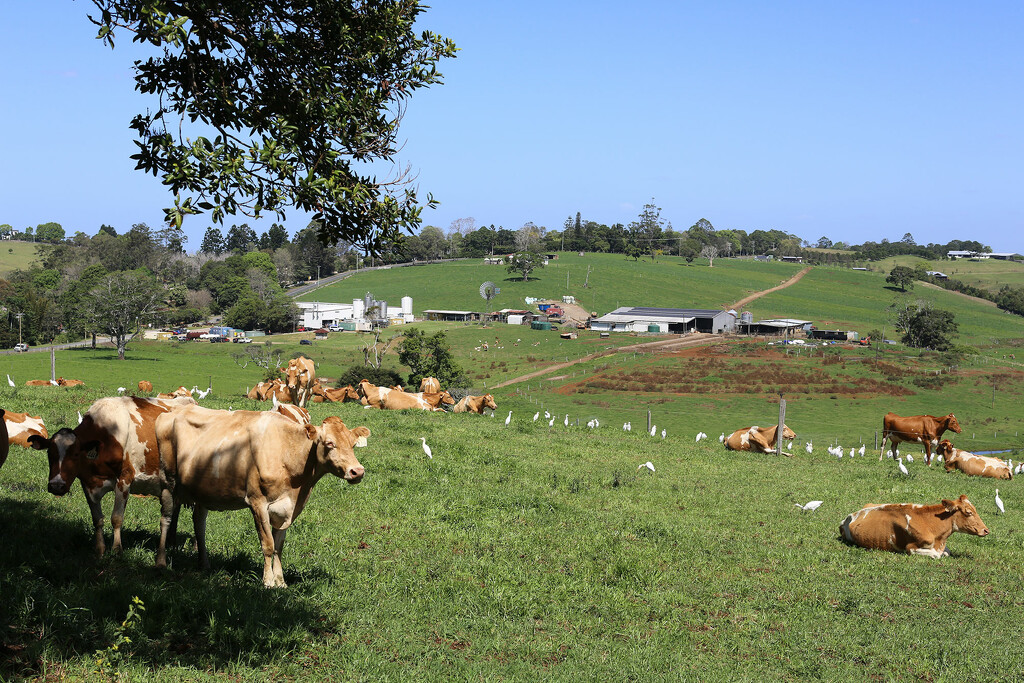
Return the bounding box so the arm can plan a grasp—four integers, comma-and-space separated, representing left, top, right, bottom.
28, 396, 197, 556
356, 380, 393, 409
271, 402, 311, 425
937, 440, 1012, 480
4, 411, 47, 448
157, 386, 193, 399
380, 390, 454, 411
453, 394, 498, 414
840, 495, 989, 558
56, 377, 85, 387
724, 424, 796, 455
879, 412, 961, 465
154, 406, 368, 587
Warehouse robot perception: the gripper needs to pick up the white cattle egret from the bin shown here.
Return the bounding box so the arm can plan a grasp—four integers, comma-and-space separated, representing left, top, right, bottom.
196, 387, 211, 399
622, 422, 628, 431
787, 441, 793, 450
564, 415, 569, 427
661, 429, 666, 439
638, 461, 655, 473
805, 442, 813, 454
906, 453, 914, 463
648, 425, 655, 437
117, 387, 126, 394
420, 437, 433, 459
505, 411, 512, 426
719, 433, 725, 443
858, 445, 865, 457
533, 412, 539, 422
625, 422, 631, 431
996, 489, 1005, 514
1009, 458, 1015, 471
794, 500, 823, 512
6, 374, 13, 388
77, 411, 83, 424
548, 417, 555, 426
545, 411, 550, 419
897, 457, 909, 476
50, 380, 59, 387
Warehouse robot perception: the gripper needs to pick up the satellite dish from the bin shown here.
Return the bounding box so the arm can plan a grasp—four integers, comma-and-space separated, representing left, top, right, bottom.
480, 281, 499, 306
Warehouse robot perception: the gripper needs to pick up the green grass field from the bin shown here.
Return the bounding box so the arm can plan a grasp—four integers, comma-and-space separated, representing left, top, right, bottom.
0, 240, 41, 275
300, 253, 805, 314
2, 255, 1024, 680
873, 255, 1024, 294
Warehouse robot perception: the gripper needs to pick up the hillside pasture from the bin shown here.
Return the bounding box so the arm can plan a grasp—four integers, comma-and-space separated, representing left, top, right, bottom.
0, 239, 41, 275
2, 380, 1023, 680
873, 255, 1024, 294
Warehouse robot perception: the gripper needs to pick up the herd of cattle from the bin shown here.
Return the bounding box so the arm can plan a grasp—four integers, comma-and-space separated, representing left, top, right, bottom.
0, 359, 1013, 585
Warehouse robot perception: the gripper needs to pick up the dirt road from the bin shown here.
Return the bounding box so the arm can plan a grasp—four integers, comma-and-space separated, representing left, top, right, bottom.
728, 266, 812, 310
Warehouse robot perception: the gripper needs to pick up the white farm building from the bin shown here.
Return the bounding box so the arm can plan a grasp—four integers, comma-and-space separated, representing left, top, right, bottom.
590, 307, 736, 334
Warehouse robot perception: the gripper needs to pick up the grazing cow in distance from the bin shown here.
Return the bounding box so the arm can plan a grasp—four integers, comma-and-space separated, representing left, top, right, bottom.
154, 406, 368, 587
0, 410, 8, 470
138, 380, 153, 393
937, 440, 1012, 480
453, 394, 498, 414
840, 495, 989, 557
879, 412, 961, 465
4, 411, 47, 448
724, 424, 796, 454
380, 390, 455, 411
284, 357, 315, 407
28, 396, 197, 556
419, 377, 441, 394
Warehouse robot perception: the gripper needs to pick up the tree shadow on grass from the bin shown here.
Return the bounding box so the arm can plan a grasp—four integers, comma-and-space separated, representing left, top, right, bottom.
0, 496, 332, 679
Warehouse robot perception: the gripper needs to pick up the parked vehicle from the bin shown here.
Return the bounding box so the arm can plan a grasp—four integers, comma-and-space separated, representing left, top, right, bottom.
13, 343, 28, 352
232, 337, 253, 343
210, 336, 229, 343
299, 339, 313, 346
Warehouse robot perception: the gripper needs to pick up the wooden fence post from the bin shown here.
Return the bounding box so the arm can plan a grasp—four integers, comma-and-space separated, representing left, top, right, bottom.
776, 398, 786, 456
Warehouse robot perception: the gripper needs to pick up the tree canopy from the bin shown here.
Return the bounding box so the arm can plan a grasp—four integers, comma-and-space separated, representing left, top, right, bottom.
89, 0, 456, 252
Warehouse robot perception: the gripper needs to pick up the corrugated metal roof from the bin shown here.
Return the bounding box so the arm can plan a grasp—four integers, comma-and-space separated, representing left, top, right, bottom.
611, 306, 726, 318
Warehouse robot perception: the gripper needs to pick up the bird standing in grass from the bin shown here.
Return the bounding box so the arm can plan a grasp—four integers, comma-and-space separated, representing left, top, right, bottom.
897, 457, 909, 476
638, 461, 655, 473
6, 374, 13, 388
805, 442, 813, 454
996, 489, 1005, 514
420, 437, 433, 460
533, 411, 539, 422
661, 429, 666, 439
505, 411, 512, 426
549, 416, 555, 427
794, 500, 823, 512
719, 432, 725, 443
650, 425, 657, 437
564, 414, 569, 427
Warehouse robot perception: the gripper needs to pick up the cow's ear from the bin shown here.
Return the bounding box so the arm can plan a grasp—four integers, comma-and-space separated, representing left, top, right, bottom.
27, 434, 49, 450
303, 424, 318, 440
941, 499, 958, 512
83, 440, 101, 460
351, 426, 370, 447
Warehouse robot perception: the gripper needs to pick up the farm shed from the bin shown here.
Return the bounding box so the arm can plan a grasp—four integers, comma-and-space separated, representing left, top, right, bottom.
736, 318, 812, 336
591, 307, 736, 334
809, 329, 860, 342
423, 309, 482, 322
780, 256, 804, 263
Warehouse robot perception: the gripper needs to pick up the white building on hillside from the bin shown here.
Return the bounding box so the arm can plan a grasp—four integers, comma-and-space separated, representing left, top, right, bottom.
297, 295, 413, 329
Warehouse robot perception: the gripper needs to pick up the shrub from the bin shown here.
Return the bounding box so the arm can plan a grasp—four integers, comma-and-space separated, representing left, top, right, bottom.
335, 365, 403, 388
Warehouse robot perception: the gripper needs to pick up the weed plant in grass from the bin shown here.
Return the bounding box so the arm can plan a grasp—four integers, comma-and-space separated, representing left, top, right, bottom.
2, 392, 1023, 680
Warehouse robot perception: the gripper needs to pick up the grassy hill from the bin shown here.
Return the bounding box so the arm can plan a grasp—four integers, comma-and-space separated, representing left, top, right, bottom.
300, 253, 805, 314
0, 240, 40, 275
873, 255, 1024, 294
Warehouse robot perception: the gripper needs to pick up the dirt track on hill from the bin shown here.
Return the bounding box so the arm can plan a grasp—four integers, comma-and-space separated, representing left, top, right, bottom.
728, 266, 812, 310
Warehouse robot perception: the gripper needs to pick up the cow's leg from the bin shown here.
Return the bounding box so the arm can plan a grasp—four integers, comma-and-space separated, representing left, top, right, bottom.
155, 487, 176, 569
249, 502, 285, 588
193, 505, 210, 569
272, 528, 288, 587
878, 435, 888, 461
110, 483, 130, 554
924, 441, 934, 466
85, 491, 107, 557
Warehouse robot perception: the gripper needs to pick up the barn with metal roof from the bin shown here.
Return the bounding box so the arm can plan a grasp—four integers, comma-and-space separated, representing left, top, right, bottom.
590, 307, 736, 334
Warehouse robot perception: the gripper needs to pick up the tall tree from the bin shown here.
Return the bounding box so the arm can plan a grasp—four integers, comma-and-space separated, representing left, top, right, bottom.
87, 271, 162, 360
886, 265, 915, 292
88, 1, 456, 250
201, 227, 225, 255
506, 251, 544, 281
629, 200, 665, 261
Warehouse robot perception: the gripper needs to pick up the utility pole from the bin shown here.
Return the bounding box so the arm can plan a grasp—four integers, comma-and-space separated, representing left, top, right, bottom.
15, 312, 23, 344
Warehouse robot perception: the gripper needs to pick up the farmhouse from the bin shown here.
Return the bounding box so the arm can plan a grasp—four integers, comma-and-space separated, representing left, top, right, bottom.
591, 307, 736, 334
926, 271, 948, 280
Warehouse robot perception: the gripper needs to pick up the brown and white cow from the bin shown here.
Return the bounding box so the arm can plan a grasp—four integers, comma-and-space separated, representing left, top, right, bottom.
312, 384, 361, 403
56, 377, 85, 387
453, 394, 498, 414
879, 412, 962, 465
380, 390, 455, 411
154, 406, 368, 587
724, 424, 796, 454
840, 495, 990, 558
28, 396, 197, 556
284, 357, 316, 408
356, 380, 393, 409
25, 379, 57, 387
157, 386, 193, 399
937, 440, 1012, 480
419, 377, 441, 394
0, 410, 8, 471
138, 380, 153, 393
271, 402, 312, 425
4, 411, 48, 448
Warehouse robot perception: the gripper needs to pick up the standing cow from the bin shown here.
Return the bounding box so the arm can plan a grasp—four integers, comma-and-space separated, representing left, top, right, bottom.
840, 495, 989, 557
28, 396, 196, 555
154, 406, 368, 587
879, 412, 961, 465
284, 357, 316, 407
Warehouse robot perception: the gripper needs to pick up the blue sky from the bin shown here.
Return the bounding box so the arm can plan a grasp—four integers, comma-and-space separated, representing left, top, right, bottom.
2, 2, 1022, 252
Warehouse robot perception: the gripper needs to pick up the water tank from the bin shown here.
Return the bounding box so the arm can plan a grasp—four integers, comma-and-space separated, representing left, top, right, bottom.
376, 300, 388, 319
401, 296, 413, 315
532, 321, 552, 331
648, 324, 662, 333
364, 292, 374, 312
352, 299, 365, 319
741, 311, 753, 324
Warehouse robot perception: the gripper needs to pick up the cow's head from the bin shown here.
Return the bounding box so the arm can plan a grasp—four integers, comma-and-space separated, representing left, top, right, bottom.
936, 439, 958, 460
438, 391, 455, 406
946, 414, 962, 434
307, 416, 367, 483
483, 394, 498, 411
29, 428, 101, 496
781, 424, 796, 440
340, 385, 360, 401
943, 495, 989, 537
